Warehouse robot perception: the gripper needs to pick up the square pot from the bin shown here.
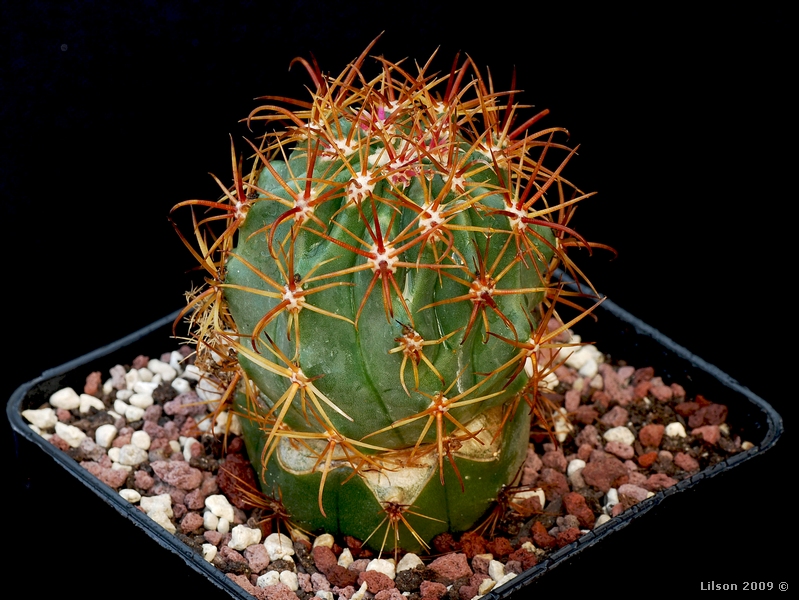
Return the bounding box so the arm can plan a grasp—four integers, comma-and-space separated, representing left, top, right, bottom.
6, 299, 783, 599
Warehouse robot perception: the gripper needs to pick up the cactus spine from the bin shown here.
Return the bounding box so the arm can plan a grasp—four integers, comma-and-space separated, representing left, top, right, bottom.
174, 39, 602, 552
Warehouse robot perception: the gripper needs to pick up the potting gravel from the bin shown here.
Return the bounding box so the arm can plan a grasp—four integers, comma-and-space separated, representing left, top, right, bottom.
20, 323, 750, 600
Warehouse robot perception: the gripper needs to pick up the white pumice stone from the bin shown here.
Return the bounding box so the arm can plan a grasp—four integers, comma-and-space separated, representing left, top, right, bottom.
564, 343, 600, 370
119, 489, 141, 503
603, 426, 635, 446
133, 380, 159, 395
115, 389, 133, 401
125, 405, 145, 422
148, 509, 176, 534
396, 553, 423, 572
131, 430, 151, 450
202, 543, 217, 562
108, 447, 121, 462
137, 367, 154, 382
280, 571, 299, 591
49, 387, 81, 410
367, 558, 396, 579
488, 560, 505, 582
79, 394, 105, 413
103, 380, 113, 395
316, 592, 334, 600
553, 407, 574, 443
182, 364, 202, 381
28, 424, 42, 435
148, 359, 177, 382
665, 422, 687, 438
578, 357, 599, 378
228, 525, 262, 550
168, 351, 185, 374
257, 571, 281, 588
567, 459, 586, 476
203, 511, 219, 531
741, 440, 754, 450
478, 578, 496, 594
129, 393, 154, 409
141, 494, 173, 517
521, 541, 536, 553
124, 369, 140, 389
196, 419, 212, 432
495, 572, 517, 588
197, 377, 225, 403
168, 440, 181, 454
113, 399, 130, 415
350, 581, 369, 600
95, 424, 117, 448
107, 410, 122, 420
217, 517, 230, 534
171, 377, 191, 394
54, 422, 86, 448
112, 462, 132, 472
183, 437, 199, 461
589, 373, 604, 389
205, 494, 235, 522
337, 548, 354, 568
604, 488, 619, 513
264, 532, 295, 560
22, 408, 57, 429
291, 530, 310, 544
313, 533, 335, 548
118, 444, 148, 466
595, 514, 611, 527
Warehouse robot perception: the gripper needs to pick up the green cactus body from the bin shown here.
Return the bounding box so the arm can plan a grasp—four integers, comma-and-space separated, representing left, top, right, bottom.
175, 41, 599, 552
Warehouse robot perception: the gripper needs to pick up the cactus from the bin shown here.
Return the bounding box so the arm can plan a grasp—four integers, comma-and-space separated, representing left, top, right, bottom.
173, 39, 603, 552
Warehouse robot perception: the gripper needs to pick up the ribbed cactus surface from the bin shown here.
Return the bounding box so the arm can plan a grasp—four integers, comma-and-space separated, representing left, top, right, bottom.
174, 40, 600, 552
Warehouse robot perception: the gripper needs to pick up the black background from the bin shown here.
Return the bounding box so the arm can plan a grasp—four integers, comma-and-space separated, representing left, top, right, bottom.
2, 2, 793, 596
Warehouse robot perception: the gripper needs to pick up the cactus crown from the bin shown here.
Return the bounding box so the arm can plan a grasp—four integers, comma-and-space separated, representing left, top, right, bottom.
173, 39, 605, 551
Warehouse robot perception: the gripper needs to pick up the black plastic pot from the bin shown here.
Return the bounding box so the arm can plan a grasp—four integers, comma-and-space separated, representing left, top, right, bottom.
6, 299, 783, 599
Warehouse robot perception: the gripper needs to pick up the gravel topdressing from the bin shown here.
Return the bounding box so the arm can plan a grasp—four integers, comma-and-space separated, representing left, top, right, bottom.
20, 329, 750, 600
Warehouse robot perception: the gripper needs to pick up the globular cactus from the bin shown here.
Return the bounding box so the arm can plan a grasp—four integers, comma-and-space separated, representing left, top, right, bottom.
173, 39, 603, 552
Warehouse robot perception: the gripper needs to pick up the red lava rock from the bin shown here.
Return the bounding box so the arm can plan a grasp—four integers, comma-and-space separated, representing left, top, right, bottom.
692, 425, 721, 445
164, 391, 207, 417
204, 530, 224, 546
419, 580, 448, 599
633, 380, 652, 400
132, 355, 149, 369
458, 531, 487, 559
428, 553, 473, 584
556, 527, 582, 547
574, 405, 599, 425
244, 543, 270, 573
180, 511, 205, 533
531, 521, 557, 550
562, 492, 595, 529
604, 440, 635, 460
591, 389, 611, 409
644, 473, 678, 491
539, 468, 570, 500
431, 532, 458, 554
508, 547, 537, 570
639, 424, 665, 448
599, 363, 634, 405
565, 388, 581, 411
600, 406, 629, 428
542, 447, 567, 472
670, 383, 686, 398
675, 401, 700, 417
312, 545, 338, 575
638, 451, 658, 468
575, 424, 600, 448
375, 589, 405, 600
649, 384, 673, 402
326, 565, 359, 588
581, 454, 628, 493
56, 408, 72, 422
358, 570, 395, 594
674, 452, 700, 472
218, 453, 259, 509
111, 432, 133, 448
632, 367, 654, 385
84, 371, 103, 397
471, 554, 491, 574
618, 483, 649, 503
688, 404, 728, 428
81, 461, 129, 488
487, 536, 514, 558
151, 460, 203, 490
